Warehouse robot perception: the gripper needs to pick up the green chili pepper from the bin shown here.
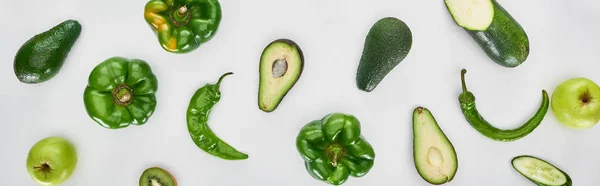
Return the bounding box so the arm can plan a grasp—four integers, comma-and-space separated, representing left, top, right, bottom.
144, 0, 222, 53
459, 69, 549, 142
296, 113, 375, 185
83, 57, 158, 129
186, 72, 248, 160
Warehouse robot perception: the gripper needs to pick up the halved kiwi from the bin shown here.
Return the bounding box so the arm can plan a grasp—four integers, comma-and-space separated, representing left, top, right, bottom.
139, 167, 177, 186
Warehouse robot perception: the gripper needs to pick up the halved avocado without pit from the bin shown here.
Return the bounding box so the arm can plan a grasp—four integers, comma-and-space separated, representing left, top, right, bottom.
258, 39, 304, 112
413, 107, 458, 185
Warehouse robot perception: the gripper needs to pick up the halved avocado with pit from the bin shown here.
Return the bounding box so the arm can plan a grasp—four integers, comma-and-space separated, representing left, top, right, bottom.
258, 39, 304, 112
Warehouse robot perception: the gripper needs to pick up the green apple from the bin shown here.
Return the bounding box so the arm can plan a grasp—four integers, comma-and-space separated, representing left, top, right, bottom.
551, 77, 600, 129
26, 136, 77, 185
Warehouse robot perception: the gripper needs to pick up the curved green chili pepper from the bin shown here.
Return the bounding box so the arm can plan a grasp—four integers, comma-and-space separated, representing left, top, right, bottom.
459, 69, 549, 142
186, 72, 248, 160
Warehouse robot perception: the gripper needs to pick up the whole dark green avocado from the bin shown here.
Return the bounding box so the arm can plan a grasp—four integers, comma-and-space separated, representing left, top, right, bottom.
14, 20, 81, 84
356, 17, 412, 92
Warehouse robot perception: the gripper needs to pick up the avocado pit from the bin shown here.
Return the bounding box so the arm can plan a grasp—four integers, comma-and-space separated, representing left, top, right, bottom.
272, 58, 288, 78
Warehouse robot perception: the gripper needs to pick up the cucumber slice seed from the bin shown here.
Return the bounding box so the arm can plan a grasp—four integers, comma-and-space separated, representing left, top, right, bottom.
445, 0, 494, 30
512, 156, 570, 186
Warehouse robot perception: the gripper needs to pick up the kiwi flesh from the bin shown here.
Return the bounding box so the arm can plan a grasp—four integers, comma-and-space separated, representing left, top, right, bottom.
139, 167, 177, 186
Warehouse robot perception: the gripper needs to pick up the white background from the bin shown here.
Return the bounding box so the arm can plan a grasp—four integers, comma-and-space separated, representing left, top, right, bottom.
2, 0, 600, 185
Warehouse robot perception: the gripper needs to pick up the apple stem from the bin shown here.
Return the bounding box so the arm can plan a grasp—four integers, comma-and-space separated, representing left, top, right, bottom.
461, 69, 468, 93
33, 163, 50, 170
34, 163, 52, 178
580, 91, 592, 105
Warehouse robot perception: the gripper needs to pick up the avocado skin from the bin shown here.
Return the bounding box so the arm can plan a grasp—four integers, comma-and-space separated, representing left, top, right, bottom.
14, 20, 81, 84
356, 17, 412, 92
258, 39, 304, 112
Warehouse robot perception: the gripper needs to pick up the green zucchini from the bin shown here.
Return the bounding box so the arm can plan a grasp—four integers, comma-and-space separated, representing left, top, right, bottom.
444, 0, 494, 30
512, 155, 572, 186
446, 0, 530, 67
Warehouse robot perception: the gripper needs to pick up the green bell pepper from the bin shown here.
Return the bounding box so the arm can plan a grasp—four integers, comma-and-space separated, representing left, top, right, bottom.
144, 0, 222, 53
83, 57, 158, 129
296, 113, 375, 185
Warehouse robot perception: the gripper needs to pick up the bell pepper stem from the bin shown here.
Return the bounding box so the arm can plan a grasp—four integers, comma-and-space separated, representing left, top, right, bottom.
461, 69, 468, 93
216, 72, 234, 89
170, 5, 192, 27
326, 143, 344, 166
178, 6, 188, 16
112, 84, 133, 106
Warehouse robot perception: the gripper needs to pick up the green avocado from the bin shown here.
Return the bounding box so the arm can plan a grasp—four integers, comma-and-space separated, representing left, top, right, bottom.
356, 17, 412, 92
258, 39, 304, 112
14, 20, 81, 84
413, 107, 458, 185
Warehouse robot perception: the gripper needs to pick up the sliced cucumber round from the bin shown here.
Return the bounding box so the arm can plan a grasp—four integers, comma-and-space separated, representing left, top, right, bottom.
512, 155, 572, 186
445, 0, 494, 30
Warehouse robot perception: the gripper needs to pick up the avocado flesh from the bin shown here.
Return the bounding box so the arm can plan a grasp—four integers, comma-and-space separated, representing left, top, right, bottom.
14, 20, 81, 84
356, 17, 412, 92
413, 107, 458, 185
258, 39, 303, 112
